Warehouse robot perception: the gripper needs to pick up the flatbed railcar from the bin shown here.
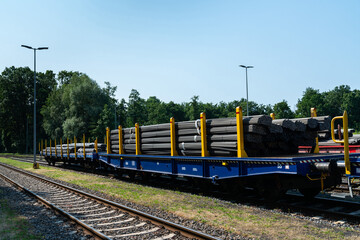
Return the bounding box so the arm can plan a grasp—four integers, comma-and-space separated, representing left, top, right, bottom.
40, 108, 360, 199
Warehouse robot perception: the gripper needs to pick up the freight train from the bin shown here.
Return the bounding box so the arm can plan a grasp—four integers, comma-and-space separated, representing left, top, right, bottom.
40, 107, 360, 200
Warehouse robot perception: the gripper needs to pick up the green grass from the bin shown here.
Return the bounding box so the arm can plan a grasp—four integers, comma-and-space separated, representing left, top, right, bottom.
0, 197, 40, 240
1, 157, 360, 239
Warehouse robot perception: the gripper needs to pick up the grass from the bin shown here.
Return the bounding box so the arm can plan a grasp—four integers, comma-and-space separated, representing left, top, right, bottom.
0, 193, 40, 239
1, 157, 360, 239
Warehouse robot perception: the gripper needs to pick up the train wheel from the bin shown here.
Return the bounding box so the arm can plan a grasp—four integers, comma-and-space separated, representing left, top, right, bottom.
299, 188, 320, 199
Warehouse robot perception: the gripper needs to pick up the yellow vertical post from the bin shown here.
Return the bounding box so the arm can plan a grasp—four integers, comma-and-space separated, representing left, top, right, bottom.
331, 111, 350, 175
55, 139, 57, 156
74, 137, 77, 160
88, 137, 90, 143
311, 107, 320, 153
67, 138, 69, 159
83, 134, 86, 160
200, 112, 210, 157
50, 139, 52, 156
70, 139, 72, 144
170, 117, 178, 156
270, 113, 275, 120
118, 125, 124, 154
236, 106, 248, 158
60, 138, 63, 159
45, 140, 47, 156
106, 127, 110, 154
343, 111, 350, 175
95, 137, 98, 153
135, 123, 141, 155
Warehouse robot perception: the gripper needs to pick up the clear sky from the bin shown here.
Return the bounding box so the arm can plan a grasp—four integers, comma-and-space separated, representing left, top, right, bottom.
1, 0, 359, 110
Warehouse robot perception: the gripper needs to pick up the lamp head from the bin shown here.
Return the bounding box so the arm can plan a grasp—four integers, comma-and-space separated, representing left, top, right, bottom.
21, 45, 33, 49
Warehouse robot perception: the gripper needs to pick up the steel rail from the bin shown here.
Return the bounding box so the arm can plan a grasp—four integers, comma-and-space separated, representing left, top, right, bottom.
0, 162, 220, 240
0, 172, 110, 240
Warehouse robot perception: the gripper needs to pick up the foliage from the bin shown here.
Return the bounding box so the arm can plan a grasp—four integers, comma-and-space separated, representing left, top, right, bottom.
273, 100, 294, 119
0, 67, 56, 153
42, 71, 113, 139
296, 87, 325, 117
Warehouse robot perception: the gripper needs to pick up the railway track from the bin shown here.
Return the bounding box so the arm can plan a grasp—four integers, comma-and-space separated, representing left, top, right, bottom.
0, 162, 219, 240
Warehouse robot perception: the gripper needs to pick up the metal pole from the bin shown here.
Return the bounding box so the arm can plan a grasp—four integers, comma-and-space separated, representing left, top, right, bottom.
239, 65, 253, 117
22, 45, 48, 168
245, 68, 248, 116
33, 49, 36, 165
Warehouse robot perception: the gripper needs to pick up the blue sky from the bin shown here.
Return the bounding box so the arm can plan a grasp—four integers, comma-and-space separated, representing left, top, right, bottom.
1, 0, 359, 110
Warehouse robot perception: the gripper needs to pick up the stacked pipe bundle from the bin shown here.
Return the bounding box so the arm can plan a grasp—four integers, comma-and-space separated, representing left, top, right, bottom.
110, 115, 331, 157
44, 143, 106, 154
111, 124, 172, 155
77, 143, 106, 153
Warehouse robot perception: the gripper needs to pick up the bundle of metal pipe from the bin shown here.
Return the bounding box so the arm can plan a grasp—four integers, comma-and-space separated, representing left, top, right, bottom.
76, 143, 106, 153
110, 115, 330, 157
43, 143, 106, 154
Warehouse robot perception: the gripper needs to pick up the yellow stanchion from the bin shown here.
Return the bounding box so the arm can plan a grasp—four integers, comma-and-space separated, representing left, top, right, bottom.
106, 128, 110, 154
331, 111, 350, 175
270, 113, 275, 120
200, 112, 210, 157
170, 117, 178, 156
118, 126, 124, 154
236, 107, 248, 158
311, 108, 319, 153
135, 123, 141, 155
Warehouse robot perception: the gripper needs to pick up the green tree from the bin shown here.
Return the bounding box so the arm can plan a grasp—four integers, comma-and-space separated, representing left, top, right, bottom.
42, 72, 112, 139
145, 96, 169, 125
273, 100, 294, 119
185, 96, 201, 120
126, 89, 146, 127
0, 67, 55, 153
322, 85, 351, 118
296, 87, 325, 117
117, 98, 128, 127
163, 101, 186, 122
342, 90, 360, 130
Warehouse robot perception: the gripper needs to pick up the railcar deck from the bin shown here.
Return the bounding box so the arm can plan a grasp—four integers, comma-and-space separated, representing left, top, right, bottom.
41, 151, 360, 180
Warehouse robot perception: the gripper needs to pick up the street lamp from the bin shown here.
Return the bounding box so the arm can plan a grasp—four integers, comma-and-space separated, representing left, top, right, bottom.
239, 65, 254, 116
21, 45, 48, 169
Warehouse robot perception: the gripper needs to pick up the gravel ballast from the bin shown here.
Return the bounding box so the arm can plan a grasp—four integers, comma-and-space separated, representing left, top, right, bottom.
0, 176, 91, 240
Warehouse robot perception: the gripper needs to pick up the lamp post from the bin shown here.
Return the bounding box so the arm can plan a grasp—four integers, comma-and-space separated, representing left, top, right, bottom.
21, 45, 48, 168
239, 65, 254, 116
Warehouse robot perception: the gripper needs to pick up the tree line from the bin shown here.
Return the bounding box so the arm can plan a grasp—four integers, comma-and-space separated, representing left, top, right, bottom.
0, 66, 359, 153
